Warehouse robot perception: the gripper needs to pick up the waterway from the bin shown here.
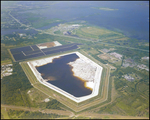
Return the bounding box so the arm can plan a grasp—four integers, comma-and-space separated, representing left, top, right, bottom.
16, 1, 149, 41
35, 53, 92, 97
1, 28, 38, 35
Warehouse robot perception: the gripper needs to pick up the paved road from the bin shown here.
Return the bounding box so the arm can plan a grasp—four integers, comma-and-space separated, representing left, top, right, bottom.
9, 12, 149, 53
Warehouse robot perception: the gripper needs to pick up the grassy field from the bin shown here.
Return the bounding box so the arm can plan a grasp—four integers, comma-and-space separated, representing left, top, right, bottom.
86, 48, 99, 55
7, 49, 16, 62
80, 26, 112, 36
20, 62, 39, 84
44, 23, 129, 43
1, 104, 70, 119
95, 73, 149, 117
70, 25, 129, 42
77, 112, 148, 119
136, 81, 149, 99
27, 87, 49, 103
1, 107, 10, 119
89, 76, 119, 113
1, 59, 12, 65
1, 104, 149, 119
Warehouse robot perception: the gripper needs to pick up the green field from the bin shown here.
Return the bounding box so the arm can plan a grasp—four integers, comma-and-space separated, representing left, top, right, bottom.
1, 108, 10, 119
1, 108, 67, 119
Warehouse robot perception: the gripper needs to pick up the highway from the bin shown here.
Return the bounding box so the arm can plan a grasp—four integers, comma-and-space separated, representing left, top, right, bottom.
8, 11, 149, 53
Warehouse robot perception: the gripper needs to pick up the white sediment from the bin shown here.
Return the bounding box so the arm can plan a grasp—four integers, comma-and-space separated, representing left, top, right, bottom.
54, 41, 62, 46
85, 81, 94, 89
68, 59, 97, 83
37, 41, 62, 50
31, 56, 60, 67
27, 51, 103, 103
38, 46, 48, 49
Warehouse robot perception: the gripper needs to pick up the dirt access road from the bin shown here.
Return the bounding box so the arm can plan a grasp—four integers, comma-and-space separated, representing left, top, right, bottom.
1, 104, 74, 117
77, 112, 149, 119
2, 104, 148, 119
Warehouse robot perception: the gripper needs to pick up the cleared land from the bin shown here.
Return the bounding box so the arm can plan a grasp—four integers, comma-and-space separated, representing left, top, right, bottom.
98, 49, 122, 66
37, 41, 62, 49
98, 54, 110, 60
37, 42, 55, 48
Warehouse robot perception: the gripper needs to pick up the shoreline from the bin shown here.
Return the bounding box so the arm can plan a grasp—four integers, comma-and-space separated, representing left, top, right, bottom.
27, 51, 103, 103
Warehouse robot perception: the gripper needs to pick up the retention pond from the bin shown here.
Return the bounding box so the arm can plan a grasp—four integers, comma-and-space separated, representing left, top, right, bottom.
35, 53, 92, 97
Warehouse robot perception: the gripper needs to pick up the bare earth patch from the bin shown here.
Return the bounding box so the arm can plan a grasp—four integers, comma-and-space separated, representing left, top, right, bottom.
37, 41, 62, 49
98, 54, 110, 60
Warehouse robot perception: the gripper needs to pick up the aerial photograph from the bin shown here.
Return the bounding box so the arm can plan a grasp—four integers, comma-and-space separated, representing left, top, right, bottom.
1, 1, 149, 119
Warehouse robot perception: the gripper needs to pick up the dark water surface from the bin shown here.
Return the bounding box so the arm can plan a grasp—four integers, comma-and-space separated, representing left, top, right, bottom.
1, 28, 38, 36
36, 53, 92, 97
17, 1, 149, 41
3, 1, 148, 41
10, 43, 80, 62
